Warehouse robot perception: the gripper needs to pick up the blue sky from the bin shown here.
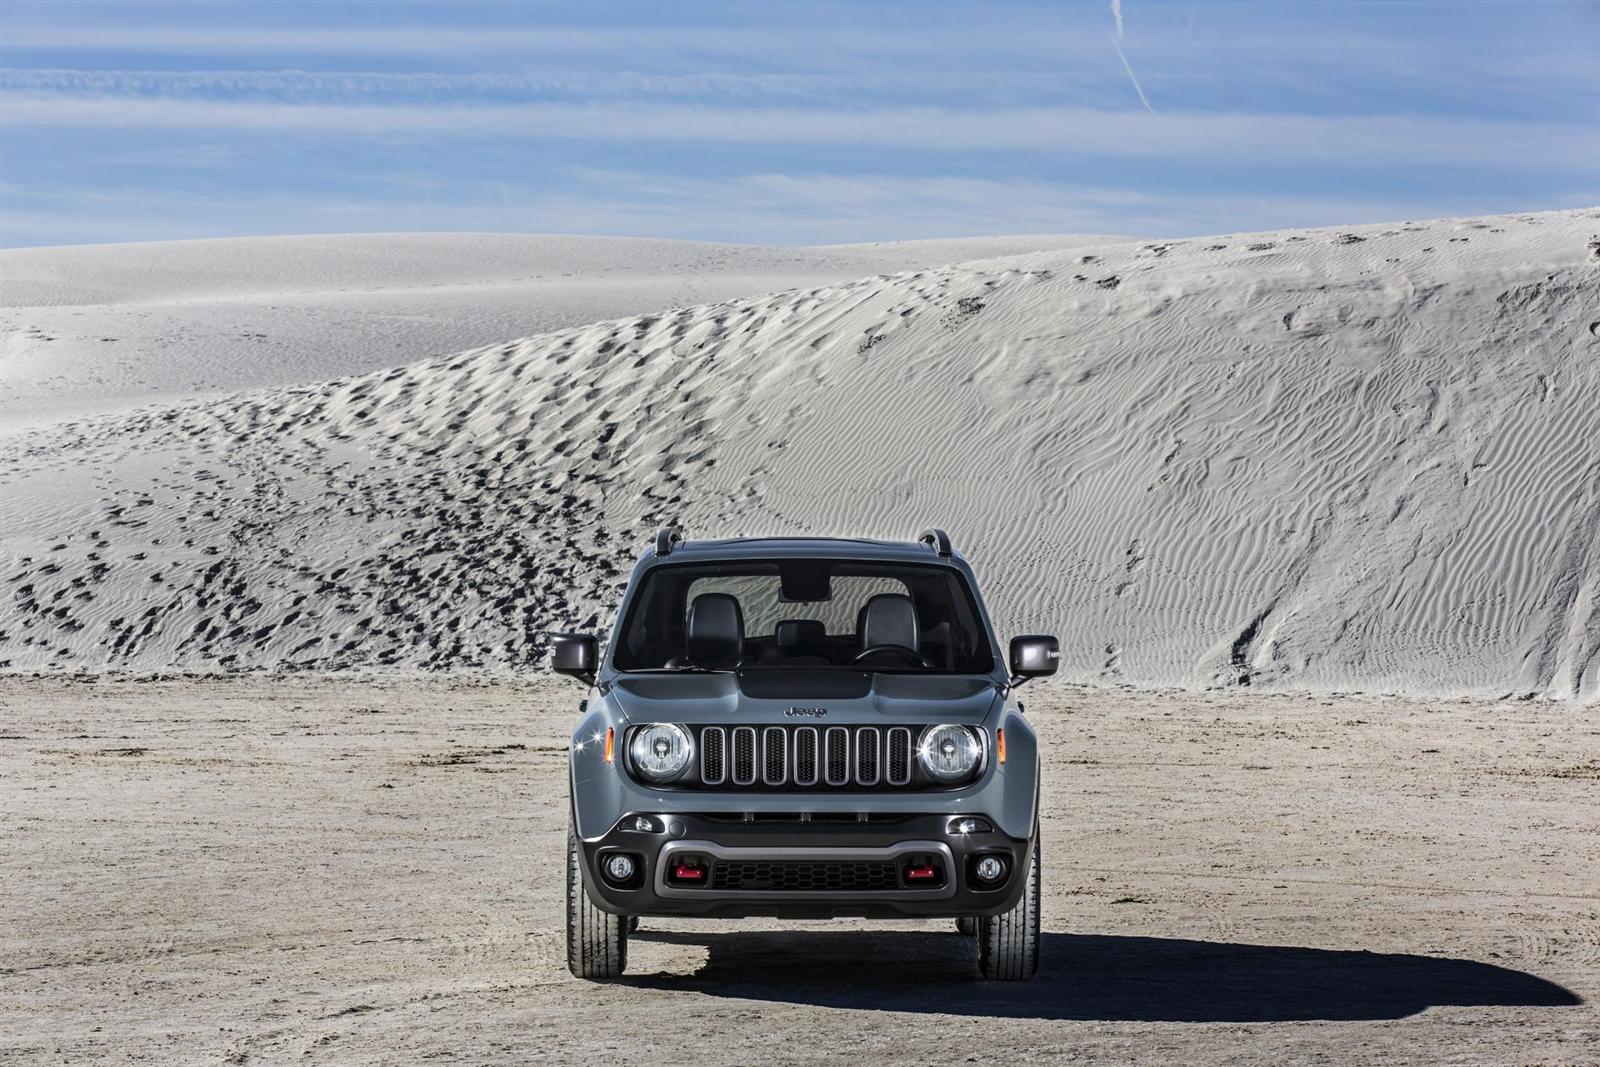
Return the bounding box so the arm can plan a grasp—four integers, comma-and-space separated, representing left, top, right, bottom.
1, 0, 1596, 247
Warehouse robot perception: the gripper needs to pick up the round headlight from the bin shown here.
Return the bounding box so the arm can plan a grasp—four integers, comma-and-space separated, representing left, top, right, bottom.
628, 723, 694, 781
918, 724, 982, 783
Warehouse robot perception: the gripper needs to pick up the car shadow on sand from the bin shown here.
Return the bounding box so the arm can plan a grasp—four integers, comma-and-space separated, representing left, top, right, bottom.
628, 929, 1581, 1022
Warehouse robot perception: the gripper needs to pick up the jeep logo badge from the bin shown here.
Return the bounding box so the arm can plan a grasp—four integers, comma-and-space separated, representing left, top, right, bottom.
785, 707, 828, 718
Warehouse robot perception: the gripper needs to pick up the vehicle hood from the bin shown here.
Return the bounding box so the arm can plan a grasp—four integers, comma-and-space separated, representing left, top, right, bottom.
606, 671, 1000, 726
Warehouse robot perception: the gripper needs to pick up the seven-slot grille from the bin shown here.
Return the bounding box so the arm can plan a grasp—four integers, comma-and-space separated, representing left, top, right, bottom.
697, 725, 920, 789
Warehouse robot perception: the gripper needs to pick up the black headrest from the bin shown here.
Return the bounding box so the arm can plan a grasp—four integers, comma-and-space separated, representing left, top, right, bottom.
858, 594, 918, 651
686, 593, 744, 668
775, 619, 826, 652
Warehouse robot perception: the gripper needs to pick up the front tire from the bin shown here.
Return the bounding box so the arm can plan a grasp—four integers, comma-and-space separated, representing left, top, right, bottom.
566, 827, 628, 979
976, 836, 1041, 980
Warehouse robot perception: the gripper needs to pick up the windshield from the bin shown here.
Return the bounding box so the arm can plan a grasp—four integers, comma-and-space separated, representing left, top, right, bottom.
611, 558, 996, 673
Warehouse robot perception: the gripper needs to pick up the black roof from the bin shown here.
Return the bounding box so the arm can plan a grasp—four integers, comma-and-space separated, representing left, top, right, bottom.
648, 534, 961, 564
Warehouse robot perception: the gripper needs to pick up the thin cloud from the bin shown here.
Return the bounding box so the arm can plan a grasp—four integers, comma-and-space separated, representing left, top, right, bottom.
1110, 0, 1155, 113
2, 93, 1592, 170
1, 169, 1554, 249
0, 67, 1083, 102
0, 21, 1107, 63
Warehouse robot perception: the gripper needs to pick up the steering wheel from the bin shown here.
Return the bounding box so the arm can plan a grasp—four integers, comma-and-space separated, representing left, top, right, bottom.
852, 644, 931, 668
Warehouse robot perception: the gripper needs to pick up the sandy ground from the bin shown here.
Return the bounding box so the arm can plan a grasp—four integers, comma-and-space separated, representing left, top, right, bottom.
1, 676, 1594, 1065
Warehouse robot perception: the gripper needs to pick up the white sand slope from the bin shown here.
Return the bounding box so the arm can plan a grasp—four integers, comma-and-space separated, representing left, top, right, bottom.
0, 232, 1116, 428
2, 210, 1597, 698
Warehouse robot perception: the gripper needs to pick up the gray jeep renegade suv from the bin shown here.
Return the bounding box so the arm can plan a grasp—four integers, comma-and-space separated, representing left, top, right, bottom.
553, 528, 1058, 981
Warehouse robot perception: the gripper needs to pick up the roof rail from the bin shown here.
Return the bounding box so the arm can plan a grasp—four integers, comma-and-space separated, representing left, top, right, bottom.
918, 528, 953, 557
654, 527, 683, 556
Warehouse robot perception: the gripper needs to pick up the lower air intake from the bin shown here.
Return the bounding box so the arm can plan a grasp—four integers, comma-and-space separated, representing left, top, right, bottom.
712, 859, 900, 893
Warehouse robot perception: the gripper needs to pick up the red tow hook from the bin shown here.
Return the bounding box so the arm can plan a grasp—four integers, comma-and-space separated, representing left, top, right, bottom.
905, 862, 939, 881
672, 862, 707, 882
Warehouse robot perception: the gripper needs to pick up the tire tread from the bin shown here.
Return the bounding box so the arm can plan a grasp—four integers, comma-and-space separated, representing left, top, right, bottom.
976, 834, 1041, 980
565, 827, 628, 979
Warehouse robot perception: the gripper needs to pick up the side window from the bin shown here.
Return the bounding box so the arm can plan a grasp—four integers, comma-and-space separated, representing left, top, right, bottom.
623, 574, 681, 666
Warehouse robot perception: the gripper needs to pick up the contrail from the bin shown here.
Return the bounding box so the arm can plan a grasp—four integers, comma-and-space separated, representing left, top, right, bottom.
1110, 0, 1154, 112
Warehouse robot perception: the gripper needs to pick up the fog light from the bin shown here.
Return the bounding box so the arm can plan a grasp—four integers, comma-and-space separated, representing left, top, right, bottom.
948, 816, 993, 835
974, 855, 1006, 884
603, 854, 636, 883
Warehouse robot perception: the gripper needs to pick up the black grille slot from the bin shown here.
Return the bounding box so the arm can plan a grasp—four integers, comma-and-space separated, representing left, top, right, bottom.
856, 726, 880, 785
762, 727, 787, 785
794, 727, 819, 785
701, 727, 725, 785
824, 727, 850, 786
731, 727, 757, 785
886, 727, 912, 785
713, 859, 899, 893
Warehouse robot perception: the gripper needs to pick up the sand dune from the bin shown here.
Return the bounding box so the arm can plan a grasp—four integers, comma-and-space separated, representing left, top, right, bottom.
1, 211, 1597, 698
0, 232, 1116, 428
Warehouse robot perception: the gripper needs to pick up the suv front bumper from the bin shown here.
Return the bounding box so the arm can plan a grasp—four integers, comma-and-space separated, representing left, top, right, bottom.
577, 812, 1033, 919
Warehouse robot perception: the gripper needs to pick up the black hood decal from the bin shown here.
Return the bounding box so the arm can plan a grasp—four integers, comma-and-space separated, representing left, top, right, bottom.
737, 671, 873, 700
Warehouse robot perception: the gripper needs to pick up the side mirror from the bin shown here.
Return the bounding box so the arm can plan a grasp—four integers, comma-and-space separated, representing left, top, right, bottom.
551, 632, 599, 684
1008, 635, 1060, 686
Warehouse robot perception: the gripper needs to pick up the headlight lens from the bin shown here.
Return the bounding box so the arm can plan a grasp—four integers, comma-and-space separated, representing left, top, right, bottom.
628, 723, 694, 781
918, 724, 983, 783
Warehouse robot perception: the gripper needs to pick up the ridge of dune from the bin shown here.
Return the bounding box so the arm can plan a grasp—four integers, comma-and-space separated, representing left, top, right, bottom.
0, 232, 1118, 428
2, 209, 1597, 698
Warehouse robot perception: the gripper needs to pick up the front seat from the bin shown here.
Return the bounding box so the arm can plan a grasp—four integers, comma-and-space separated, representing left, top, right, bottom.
857, 593, 919, 655
685, 593, 745, 669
